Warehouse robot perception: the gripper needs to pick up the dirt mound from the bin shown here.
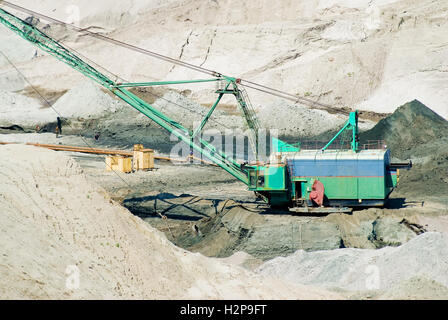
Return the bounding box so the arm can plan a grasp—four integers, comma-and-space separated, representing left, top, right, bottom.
0, 144, 340, 299
361, 99, 448, 159
395, 150, 448, 199
360, 100, 448, 200
0, 90, 54, 128
52, 82, 126, 119
256, 232, 448, 298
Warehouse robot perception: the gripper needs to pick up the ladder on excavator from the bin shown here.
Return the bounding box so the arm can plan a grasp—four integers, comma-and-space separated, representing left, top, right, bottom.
237, 85, 260, 159
220, 81, 260, 160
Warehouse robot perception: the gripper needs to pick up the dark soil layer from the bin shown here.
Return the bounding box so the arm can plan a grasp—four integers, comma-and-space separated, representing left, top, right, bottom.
396, 152, 448, 199
361, 99, 448, 159
361, 100, 448, 199
21, 86, 68, 106
124, 195, 425, 260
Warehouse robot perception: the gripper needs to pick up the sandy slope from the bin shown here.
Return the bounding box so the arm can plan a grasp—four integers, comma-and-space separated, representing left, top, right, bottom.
0, 144, 339, 299
1, 0, 447, 119
257, 232, 448, 299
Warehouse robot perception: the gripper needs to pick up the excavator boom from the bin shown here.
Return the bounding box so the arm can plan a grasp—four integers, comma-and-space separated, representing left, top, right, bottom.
0, 7, 250, 184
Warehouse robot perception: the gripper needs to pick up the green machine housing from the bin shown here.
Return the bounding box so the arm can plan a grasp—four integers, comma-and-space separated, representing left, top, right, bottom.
246, 111, 405, 208
248, 149, 399, 207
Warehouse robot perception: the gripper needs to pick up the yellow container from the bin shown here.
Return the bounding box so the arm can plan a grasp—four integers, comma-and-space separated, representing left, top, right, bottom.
118, 156, 132, 173
106, 156, 118, 171
133, 144, 144, 151
133, 147, 154, 171
106, 155, 132, 173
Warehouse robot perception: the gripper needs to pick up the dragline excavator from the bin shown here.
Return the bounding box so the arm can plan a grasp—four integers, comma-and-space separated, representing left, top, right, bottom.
0, 3, 410, 213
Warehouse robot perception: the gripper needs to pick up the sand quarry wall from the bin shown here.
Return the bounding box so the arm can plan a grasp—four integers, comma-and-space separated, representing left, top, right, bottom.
2, 0, 448, 119
0, 144, 339, 299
